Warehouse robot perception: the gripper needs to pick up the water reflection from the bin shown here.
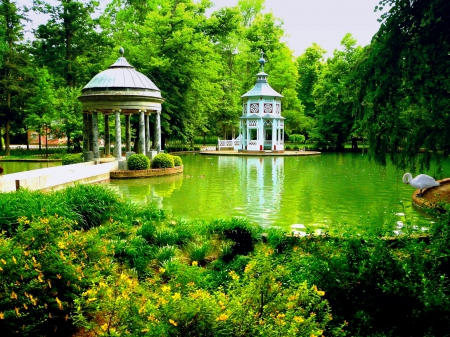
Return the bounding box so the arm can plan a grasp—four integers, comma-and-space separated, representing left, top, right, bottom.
108, 173, 184, 208
107, 153, 443, 233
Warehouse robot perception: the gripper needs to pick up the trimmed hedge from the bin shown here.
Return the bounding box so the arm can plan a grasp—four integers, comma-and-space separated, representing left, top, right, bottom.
151, 153, 174, 169
128, 154, 150, 170
172, 155, 183, 167
62, 153, 83, 165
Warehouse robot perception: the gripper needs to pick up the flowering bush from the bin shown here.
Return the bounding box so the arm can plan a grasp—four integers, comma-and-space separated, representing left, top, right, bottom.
0, 215, 114, 336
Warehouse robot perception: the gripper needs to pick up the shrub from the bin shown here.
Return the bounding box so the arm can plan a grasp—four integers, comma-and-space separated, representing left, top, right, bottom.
172, 155, 182, 167
186, 240, 211, 265
151, 153, 174, 169
285, 146, 292, 150
127, 154, 150, 170
62, 153, 83, 165
209, 218, 262, 257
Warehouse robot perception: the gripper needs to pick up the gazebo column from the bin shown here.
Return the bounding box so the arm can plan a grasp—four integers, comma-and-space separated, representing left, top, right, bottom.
82, 112, 91, 161
104, 114, 110, 156
138, 110, 146, 155
154, 110, 161, 152
92, 110, 100, 160
125, 114, 131, 152
259, 119, 264, 151
272, 120, 276, 151
88, 113, 94, 152
145, 113, 151, 152
115, 109, 122, 159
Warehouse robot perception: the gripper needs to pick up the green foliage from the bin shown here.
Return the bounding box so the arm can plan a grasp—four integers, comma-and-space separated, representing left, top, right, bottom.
61, 153, 83, 165
172, 155, 182, 167
186, 240, 211, 265
0, 214, 114, 336
0, 184, 120, 234
355, 0, 450, 169
311, 33, 364, 150
289, 134, 305, 144
4, 184, 450, 335
127, 153, 150, 170
151, 153, 174, 169
209, 218, 262, 258
73, 249, 338, 337
57, 184, 121, 230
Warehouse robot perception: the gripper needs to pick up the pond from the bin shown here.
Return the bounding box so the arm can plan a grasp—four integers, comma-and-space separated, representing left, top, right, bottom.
108, 153, 449, 234
0, 160, 61, 174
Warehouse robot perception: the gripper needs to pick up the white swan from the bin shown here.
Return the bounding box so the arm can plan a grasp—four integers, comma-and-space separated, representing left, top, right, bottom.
402, 173, 440, 197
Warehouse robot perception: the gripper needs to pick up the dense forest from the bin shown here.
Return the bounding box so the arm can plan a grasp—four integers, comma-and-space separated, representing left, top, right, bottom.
1, 0, 449, 169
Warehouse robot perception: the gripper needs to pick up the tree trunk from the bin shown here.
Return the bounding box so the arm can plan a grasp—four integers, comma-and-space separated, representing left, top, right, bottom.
38, 126, 42, 151
5, 92, 11, 156
5, 119, 10, 156
0, 125, 3, 151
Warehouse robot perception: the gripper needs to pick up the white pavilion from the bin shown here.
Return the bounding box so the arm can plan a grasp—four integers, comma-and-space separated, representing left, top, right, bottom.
239, 52, 285, 152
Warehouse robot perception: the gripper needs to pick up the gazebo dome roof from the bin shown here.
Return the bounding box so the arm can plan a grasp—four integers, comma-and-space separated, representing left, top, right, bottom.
241, 71, 283, 98
83, 54, 161, 92
79, 48, 164, 113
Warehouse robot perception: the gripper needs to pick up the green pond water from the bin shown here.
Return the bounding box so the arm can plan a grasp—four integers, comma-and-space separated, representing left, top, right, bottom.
108, 153, 449, 234
0, 161, 61, 174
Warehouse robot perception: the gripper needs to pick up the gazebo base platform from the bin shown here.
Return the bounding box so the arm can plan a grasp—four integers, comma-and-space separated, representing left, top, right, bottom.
200, 150, 321, 156
110, 166, 183, 179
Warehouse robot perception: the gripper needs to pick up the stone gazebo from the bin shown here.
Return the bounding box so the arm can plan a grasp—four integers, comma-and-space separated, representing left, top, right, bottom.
239, 52, 285, 152
79, 48, 164, 162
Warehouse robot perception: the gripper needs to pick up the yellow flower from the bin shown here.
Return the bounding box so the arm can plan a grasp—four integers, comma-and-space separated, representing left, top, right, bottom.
228, 270, 239, 281
141, 328, 150, 333
101, 323, 108, 331
317, 290, 325, 296
87, 298, 97, 302
11, 291, 18, 300
294, 316, 304, 323
187, 282, 195, 287
169, 319, 177, 326
14, 307, 20, 316
161, 285, 171, 293
0, 267, 3, 272
23, 303, 28, 310
55, 297, 63, 310
0, 312, 4, 319
12, 256, 16, 264
148, 314, 156, 321
159, 267, 166, 273
277, 313, 285, 319
191, 261, 198, 267
1, 259, 6, 264
172, 292, 181, 301
216, 314, 228, 321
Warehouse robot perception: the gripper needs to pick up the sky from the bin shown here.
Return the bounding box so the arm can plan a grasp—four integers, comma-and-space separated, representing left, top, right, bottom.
210, 0, 387, 57
22, 0, 387, 58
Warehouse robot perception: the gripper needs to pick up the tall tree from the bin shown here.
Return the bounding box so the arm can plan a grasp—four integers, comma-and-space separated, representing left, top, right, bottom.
103, 0, 223, 142
24, 67, 57, 150
32, 0, 110, 88
311, 34, 364, 150
0, 0, 27, 155
355, 0, 450, 170
296, 43, 326, 118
